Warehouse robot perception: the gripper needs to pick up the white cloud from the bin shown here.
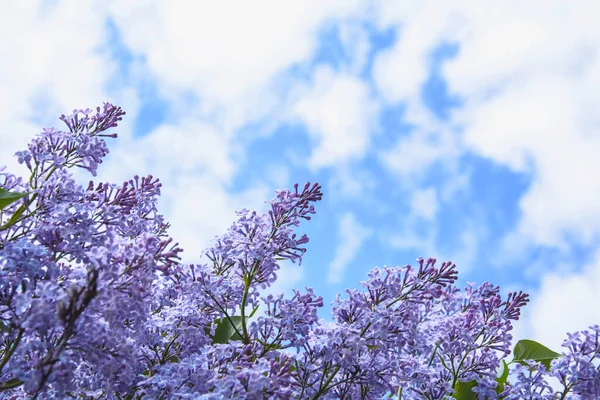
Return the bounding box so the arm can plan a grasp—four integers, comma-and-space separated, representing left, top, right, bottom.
328, 164, 373, 199
291, 66, 379, 169
386, 230, 436, 256
326, 164, 388, 211
440, 2, 600, 250
371, 1, 469, 127
439, 167, 470, 202
518, 249, 600, 354
372, 7, 433, 104
0, 0, 116, 175
441, 2, 600, 101
107, 0, 368, 129
373, 0, 600, 371
372, 0, 600, 261
328, 212, 373, 284
141, 120, 239, 182
384, 223, 481, 276
337, 22, 371, 75
409, 187, 438, 220
160, 173, 272, 264
381, 197, 484, 275
378, 127, 460, 184
264, 162, 291, 189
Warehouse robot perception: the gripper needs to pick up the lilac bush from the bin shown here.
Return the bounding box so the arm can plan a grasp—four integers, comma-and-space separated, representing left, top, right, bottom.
0, 104, 599, 399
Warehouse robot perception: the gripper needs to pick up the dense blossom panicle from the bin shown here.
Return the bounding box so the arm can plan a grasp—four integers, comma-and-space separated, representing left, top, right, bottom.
249, 288, 323, 351
206, 181, 322, 284
320, 260, 529, 399
494, 325, 600, 398
137, 342, 294, 399
0, 103, 183, 398
547, 325, 600, 398
503, 361, 555, 399
59, 103, 125, 135
0, 167, 27, 192
18, 103, 123, 178
470, 375, 500, 399
2, 103, 599, 399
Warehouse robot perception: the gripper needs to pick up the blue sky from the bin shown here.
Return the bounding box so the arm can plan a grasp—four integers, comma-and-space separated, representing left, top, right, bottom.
2, 1, 600, 355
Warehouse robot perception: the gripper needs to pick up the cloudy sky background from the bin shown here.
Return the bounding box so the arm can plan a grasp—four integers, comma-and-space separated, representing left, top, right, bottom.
2, 0, 600, 358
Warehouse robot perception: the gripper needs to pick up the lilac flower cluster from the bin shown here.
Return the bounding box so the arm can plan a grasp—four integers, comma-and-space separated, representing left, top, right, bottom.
1, 104, 599, 399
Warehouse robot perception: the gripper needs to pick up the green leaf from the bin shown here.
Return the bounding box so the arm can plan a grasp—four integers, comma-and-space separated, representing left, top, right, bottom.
265, 342, 283, 351
495, 359, 509, 395
453, 379, 477, 400
450, 359, 511, 399
1, 203, 27, 230
496, 359, 509, 380
249, 305, 259, 318
0, 378, 23, 389
0, 321, 9, 333
0, 188, 28, 211
230, 329, 244, 341
207, 308, 260, 344
211, 316, 244, 344
511, 339, 562, 371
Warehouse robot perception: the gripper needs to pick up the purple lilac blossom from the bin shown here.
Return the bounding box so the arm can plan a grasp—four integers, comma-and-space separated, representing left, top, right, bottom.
1, 104, 181, 398
1, 104, 600, 399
